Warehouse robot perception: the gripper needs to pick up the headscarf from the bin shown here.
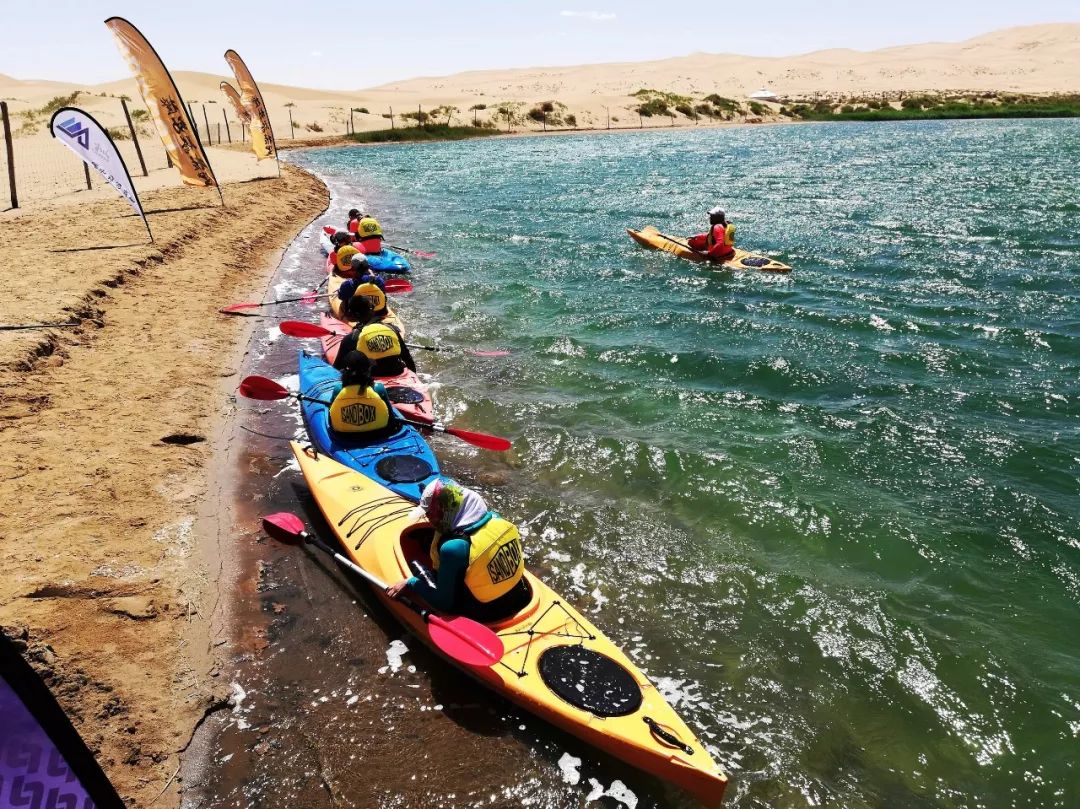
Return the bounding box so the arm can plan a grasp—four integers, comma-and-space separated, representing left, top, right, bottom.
414, 478, 488, 535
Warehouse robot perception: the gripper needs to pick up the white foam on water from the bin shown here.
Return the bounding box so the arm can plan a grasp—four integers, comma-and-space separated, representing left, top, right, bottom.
378, 638, 409, 674
557, 752, 581, 785
869, 314, 894, 332
584, 778, 638, 807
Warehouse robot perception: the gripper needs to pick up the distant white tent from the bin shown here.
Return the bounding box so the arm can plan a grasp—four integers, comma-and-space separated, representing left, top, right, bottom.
748, 89, 780, 103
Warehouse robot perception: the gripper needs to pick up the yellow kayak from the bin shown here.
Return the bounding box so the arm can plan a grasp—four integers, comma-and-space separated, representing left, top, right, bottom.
628, 225, 791, 273
290, 442, 728, 806
327, 271, 406, 335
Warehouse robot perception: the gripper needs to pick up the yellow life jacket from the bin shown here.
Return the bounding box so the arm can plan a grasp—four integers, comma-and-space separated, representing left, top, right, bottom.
706, 222, 736, 250
358, 322, 402, 361
354, 281, 388, 315
430, 514, 524, 603
328, 384, 390, 433
358, 217, 383, 238
336, 244, 361, 272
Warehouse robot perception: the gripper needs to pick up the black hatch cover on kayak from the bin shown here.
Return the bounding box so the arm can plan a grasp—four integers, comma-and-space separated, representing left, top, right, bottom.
385, 386, 425, 404
538, 646, 642, 717
739, 256, 771, 268
375, 454, 433, 483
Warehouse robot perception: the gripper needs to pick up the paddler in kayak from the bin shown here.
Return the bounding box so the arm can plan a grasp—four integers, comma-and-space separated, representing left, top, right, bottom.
386, 478, 527, 620
334, 296, 417, 376
327, 350, 399, 436
346, 208, 363, 234
354, 215, 385, 255
328, 231, 356, 270
687, 206, 736, 263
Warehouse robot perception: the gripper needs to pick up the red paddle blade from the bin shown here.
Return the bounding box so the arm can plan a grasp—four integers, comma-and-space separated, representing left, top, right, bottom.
220, 302, 260, 313
300, 292, 318, 304
262, 512, 306, 544
279, 320, 333, 338
426, 614, 504, 667
383, 279, 413, 293
445, 426, 512, 452
472, 350, 510, 357
410, 250, 436, 259
323, 225, 336, 234
239, 375, 291, 400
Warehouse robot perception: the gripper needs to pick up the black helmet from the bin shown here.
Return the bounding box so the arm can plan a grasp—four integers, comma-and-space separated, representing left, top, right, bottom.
346, 292, 374, 320
331, 231, 352, 247
341, 350, 374, 386
348, 208, 361, 219
708, 206, 726, 226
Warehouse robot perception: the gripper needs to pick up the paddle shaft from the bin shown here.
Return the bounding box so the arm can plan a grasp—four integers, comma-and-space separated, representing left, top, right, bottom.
299, 529, 440, 623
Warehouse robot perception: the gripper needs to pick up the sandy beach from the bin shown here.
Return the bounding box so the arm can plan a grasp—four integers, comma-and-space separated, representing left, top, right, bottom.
0, 162, 327, 806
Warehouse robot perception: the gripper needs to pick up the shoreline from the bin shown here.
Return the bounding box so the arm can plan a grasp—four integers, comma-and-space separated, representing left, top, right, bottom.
0, 165, 329, 806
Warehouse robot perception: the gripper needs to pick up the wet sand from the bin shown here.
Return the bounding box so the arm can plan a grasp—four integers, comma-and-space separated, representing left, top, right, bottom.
0, 166, 328, 806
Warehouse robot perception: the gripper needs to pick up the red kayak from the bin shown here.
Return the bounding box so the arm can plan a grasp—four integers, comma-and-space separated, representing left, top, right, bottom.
317, 314, 434, 423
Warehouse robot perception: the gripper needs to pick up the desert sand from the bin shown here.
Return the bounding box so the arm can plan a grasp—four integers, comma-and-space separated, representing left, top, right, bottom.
0, 164, 328, 806
2, 22, 1078, 151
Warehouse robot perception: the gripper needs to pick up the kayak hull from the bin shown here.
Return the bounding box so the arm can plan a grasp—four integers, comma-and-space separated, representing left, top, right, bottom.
297, 351, 438, 502
318, 314, 434, 423
628, 225, 791, 273
320, 229, 411, 274
326, 272, 406, 336
290, 443, 728, 806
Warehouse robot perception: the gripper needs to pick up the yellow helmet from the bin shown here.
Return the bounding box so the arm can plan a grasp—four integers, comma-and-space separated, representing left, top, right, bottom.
358, 217, 383, 238
335, 244, 361, 271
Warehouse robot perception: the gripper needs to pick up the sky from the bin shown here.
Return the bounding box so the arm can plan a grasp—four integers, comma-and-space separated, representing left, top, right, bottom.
2, 0, 1078, 90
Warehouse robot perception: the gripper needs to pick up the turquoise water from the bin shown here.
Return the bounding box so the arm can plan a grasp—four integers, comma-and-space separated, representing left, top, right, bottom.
290, 121, 1079, 807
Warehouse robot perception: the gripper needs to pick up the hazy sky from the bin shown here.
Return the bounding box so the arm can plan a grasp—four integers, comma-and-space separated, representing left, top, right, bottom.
2, 1, 1077, 90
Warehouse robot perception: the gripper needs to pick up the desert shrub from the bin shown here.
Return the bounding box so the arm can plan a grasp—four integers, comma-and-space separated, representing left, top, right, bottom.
353, 107, 369, 114
107, 126, 130, 140
610, 115, 619, 122
675, 103, 698, 119
565, 113, 576, 126
841, 104, 856, 114
748, 101, 768, 116
284, 102, 296, 108
540, 101, 555, 113
470, 103, 487, 110
637, 98, 670, 117
900, 97, 924, 110
527, 107, 545, 122
131, 108, 149, 121
704, 94, 739, 112
305, 121, 324, 132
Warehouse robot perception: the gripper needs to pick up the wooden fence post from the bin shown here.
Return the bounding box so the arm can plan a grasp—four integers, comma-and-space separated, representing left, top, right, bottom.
1, 101, 19, 209
202, 105, 212, 145
222, 107, 231, 143
288, 109, 295, 139
121, 98, 148, 177
187, 102, 201, 145
350, 108, 354, 134
82, 162, 92, 190
389, 106, 394, 129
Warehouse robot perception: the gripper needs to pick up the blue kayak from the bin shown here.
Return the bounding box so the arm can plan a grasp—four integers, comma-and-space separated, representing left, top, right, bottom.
297, 351, 438, 502
319, 232, 412, 274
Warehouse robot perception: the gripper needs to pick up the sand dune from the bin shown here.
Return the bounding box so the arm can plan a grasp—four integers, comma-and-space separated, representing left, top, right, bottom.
1, 22, 1078, 149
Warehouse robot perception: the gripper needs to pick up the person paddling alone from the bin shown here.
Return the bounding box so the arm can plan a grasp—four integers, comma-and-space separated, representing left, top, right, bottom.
386, 478, 526, 621
327, 351, 399, 436
688, 206, 736, 263
334, 296, 416, 376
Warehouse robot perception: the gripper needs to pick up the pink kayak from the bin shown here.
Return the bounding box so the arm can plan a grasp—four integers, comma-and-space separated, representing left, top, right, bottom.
318, 314, 434, 423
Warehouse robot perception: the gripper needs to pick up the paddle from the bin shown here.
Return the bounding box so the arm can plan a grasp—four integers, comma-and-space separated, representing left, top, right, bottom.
220, 293, 332, 314
238, 375, 512, 452
0, 321, 80, 331
387, 244, 436, 259
277, 320, 508, 358
261, 512, 504, 667
301, 276, 329, 305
